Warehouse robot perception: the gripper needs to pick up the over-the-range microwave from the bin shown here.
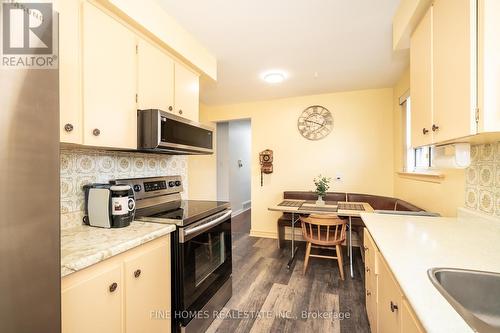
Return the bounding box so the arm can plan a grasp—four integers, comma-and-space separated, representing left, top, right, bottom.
137, 109, 213, 155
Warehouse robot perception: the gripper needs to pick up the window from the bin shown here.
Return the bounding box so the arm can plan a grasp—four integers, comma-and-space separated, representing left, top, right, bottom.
401, 96, 432, 172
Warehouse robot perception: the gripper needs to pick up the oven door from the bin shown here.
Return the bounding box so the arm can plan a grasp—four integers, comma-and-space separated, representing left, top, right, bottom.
175, 210, 232, 325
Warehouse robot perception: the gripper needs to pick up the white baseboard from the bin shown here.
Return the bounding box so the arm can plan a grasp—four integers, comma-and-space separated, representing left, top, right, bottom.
249, 230, 277, 239
232, 206, 251, 217
242, 200, 251, 210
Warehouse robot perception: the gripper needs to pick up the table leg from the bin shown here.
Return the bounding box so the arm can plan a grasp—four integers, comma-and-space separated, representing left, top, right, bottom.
349, 216, 354, 278
287, 212, 299, 269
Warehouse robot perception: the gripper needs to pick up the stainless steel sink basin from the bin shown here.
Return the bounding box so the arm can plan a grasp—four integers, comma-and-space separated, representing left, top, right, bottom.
428, 268, 500, 333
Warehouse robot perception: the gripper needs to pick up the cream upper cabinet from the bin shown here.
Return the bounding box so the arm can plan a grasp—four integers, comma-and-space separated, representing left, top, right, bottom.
56, 0, 82, 144
432, 0, 476, 142
59, 0, 202, 147
137, 40, 175, 112
174, 62, 200, 121
62, 265, 123, 333
410, 6, 433, 148
82, 2, 137, 149
477, 0, 500, 132
124, 238, 171, 333
377, 253, 402, 333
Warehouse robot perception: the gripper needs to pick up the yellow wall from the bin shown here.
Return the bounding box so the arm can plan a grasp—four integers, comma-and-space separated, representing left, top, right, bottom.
188, 105, 218, 201
392, 69, 465, 217
189, 89, 395, 238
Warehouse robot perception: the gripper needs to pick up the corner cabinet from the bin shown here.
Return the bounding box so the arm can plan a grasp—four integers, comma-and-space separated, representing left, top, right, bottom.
62, 235, 171, 333
58, 0, 201, 147
363, 229, 425, 333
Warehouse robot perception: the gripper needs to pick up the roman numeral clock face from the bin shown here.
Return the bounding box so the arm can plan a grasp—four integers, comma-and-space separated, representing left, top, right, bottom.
297, 105, 333, 140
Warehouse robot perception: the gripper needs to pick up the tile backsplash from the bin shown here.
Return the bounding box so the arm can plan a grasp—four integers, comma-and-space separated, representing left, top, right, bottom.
464, 143, 500, 216
60, 148, 188, 217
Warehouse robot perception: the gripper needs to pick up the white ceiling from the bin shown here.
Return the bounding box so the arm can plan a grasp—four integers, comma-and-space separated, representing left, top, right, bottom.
156, 0, 408, 106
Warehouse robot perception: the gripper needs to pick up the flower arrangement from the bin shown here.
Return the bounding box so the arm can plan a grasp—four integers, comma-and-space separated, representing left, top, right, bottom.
314, 175, 331, 198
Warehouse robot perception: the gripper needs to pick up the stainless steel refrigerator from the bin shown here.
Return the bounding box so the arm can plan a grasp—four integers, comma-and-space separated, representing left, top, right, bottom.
0, 35, 61, 333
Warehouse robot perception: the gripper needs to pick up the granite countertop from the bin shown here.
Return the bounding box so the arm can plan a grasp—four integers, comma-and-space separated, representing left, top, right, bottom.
361, 208, 500, 333
61, 221, 176, 277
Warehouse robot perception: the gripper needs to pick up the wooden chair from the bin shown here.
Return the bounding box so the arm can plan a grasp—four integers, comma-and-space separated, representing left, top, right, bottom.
300, 214, 347, 280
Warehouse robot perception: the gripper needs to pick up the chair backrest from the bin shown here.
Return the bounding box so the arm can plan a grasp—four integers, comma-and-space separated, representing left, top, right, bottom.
300, 214, 347, 246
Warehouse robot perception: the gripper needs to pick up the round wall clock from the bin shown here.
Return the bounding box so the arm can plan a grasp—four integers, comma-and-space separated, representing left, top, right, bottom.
297, 105, 333, 140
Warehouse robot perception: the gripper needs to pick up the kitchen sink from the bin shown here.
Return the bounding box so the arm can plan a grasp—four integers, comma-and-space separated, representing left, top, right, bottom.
428, 268, 500, 333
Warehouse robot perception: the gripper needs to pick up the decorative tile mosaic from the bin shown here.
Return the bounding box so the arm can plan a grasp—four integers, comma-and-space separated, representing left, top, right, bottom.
465, 143, 500, 216
60, 148, 188, 219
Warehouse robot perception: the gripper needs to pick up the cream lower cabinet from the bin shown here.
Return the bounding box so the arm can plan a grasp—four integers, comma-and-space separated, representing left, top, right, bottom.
62, 264, 123, 333
62, 235, 171, 333
124, 239, 171, 333
378, 253, 403, 333
364, 228, 378, 333
364, 229, 425, 333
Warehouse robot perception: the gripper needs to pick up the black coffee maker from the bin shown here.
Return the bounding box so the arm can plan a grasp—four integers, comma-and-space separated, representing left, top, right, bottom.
83, 184, 135, 228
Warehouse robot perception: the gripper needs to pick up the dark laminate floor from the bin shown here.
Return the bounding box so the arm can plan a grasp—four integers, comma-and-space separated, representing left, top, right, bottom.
207, 210, 370, 333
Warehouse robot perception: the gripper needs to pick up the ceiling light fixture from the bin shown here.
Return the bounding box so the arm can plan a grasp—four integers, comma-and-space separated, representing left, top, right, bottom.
262, 71, 286, 84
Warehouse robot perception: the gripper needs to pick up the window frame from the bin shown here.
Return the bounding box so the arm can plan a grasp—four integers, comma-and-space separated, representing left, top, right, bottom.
401, 94, 434, 173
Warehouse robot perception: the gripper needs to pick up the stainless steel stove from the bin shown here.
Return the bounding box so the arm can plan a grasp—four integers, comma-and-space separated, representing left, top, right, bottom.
112, 176, 232, 333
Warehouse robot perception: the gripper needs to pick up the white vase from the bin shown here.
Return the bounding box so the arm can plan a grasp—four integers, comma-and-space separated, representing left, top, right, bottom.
316, 196, 325, 206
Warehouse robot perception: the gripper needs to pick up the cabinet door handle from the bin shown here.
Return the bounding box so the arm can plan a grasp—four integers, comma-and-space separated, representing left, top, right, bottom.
178, 109, 183, 115
363, 246, 368, 252
422, 127, 429, 135
134, 269, 141, 278
168, 106, 173, 111
93, 128, 101, 136
109, 282, 118, 293
390, 301, 398, 312
64, 123, 74, 132
366, 267, 370, 273
366, 290, 371, 296
432, 124, 439, 132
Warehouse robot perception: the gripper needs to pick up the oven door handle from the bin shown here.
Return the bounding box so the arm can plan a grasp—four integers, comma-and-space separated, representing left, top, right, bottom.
182, 210, 232, 241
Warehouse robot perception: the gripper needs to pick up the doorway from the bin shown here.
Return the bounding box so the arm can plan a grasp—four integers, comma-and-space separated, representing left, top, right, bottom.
216, 119, 251, 225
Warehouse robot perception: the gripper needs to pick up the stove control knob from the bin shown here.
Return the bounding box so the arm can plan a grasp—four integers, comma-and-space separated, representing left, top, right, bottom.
168, 181, 175, 187
175, 181, 181, 186
133, 184, 142, 192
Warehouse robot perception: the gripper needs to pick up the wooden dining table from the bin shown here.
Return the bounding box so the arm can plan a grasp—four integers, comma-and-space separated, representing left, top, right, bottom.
268, 200, 374, 278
